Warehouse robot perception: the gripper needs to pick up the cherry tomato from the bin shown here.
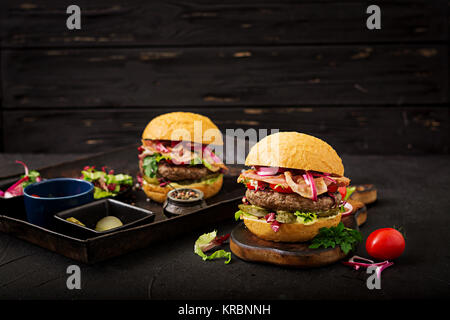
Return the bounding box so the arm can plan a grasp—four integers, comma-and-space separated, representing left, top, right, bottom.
338, 186, 347, 199
269, 184, 293, 193
366, 228, 405, 260
31, 194, 40, 198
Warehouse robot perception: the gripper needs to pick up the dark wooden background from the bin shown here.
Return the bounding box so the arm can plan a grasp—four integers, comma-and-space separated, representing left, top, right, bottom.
0, 0, 448, 155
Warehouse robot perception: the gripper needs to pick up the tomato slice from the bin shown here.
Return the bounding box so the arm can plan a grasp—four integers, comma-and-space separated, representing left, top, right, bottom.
269, 184, 293, 193
338, 186, 347, 199
327, 184, 338, 193
246, 180, 267, 191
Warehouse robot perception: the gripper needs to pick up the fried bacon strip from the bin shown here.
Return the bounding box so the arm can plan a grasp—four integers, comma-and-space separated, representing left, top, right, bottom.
238, 169, 350, 199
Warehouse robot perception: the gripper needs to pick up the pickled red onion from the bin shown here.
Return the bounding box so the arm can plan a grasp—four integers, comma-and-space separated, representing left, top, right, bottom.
342, 255, 394, 280
303, 171, 317, 201
202, 146, 221, 163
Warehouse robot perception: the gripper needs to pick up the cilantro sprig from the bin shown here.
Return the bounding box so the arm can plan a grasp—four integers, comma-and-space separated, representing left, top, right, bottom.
309, 222, 362, 254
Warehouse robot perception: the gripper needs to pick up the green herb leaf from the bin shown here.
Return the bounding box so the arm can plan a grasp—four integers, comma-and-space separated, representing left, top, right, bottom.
308, 222, 362, 255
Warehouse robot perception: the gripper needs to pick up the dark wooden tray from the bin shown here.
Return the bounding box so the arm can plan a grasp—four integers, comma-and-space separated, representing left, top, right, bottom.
0, 145, 244, 264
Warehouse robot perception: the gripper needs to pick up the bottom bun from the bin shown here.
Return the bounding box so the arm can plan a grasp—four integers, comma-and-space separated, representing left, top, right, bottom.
243, 212, 342, 243
141, 174, 223, 203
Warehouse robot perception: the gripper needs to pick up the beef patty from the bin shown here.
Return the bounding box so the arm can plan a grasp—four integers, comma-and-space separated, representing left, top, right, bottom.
157, 162, 211, 181
245, 189, 341, 213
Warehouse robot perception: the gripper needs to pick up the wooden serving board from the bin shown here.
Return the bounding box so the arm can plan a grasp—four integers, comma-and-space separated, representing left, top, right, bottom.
230, 205, 366, 268
350, 184, 377, 205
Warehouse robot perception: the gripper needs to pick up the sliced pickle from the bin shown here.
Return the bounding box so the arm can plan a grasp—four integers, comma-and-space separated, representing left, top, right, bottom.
143, 176, 159, 185
316, 208, 339, 217
238, 204, 268, 217
66, 217, 85, 227
275, 211, 296, 223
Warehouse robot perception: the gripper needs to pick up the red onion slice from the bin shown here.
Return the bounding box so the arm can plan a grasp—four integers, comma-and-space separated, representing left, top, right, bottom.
155, 142, 170, 153
270, 221, 281, 232
342, 255, 394, 279
312, 172, 336, 183
264, 212, 276, 223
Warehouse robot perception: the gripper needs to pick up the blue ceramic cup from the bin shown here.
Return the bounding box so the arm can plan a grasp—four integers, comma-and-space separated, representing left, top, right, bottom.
24, 178, 94, 227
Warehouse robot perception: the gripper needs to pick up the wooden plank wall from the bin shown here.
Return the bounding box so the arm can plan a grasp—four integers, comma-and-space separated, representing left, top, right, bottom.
0, 0, 448, 155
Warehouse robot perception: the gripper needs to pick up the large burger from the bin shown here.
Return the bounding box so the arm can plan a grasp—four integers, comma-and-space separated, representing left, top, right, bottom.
138, 112, 227, 203
236, 132, 350, 242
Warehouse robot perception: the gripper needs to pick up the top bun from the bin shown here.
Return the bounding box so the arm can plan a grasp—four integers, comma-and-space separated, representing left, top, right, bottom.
245, 132, 344, 176
142, 112, 223, 145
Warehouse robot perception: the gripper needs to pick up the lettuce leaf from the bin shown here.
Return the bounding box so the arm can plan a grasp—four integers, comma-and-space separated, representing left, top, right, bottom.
343, 186, 356, 201
234, 209, 257, 221
235, 210, 245, 221
93, 187, 115, 199
194, 230, 231, 264
142, 153, 170, 178
294, 211, 318, 223
202, 159, 213, 170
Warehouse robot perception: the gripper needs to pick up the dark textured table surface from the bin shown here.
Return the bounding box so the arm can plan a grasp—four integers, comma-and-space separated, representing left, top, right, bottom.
0, 153, 449, 300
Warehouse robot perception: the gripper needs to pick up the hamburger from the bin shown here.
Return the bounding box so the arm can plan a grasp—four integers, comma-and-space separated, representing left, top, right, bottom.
138, 112, 227, 203
235, 132, 350, 242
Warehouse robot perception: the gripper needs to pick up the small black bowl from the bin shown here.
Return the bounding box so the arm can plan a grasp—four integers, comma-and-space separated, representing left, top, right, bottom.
54, 199, 155, 238
0, 180, 26, 219
0, 194, 26, 219
163, 188, 207, 217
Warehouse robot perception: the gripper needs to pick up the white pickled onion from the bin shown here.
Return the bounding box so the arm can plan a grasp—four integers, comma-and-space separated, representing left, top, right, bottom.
341, 202, 353, 217
255, 166, 279, 176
